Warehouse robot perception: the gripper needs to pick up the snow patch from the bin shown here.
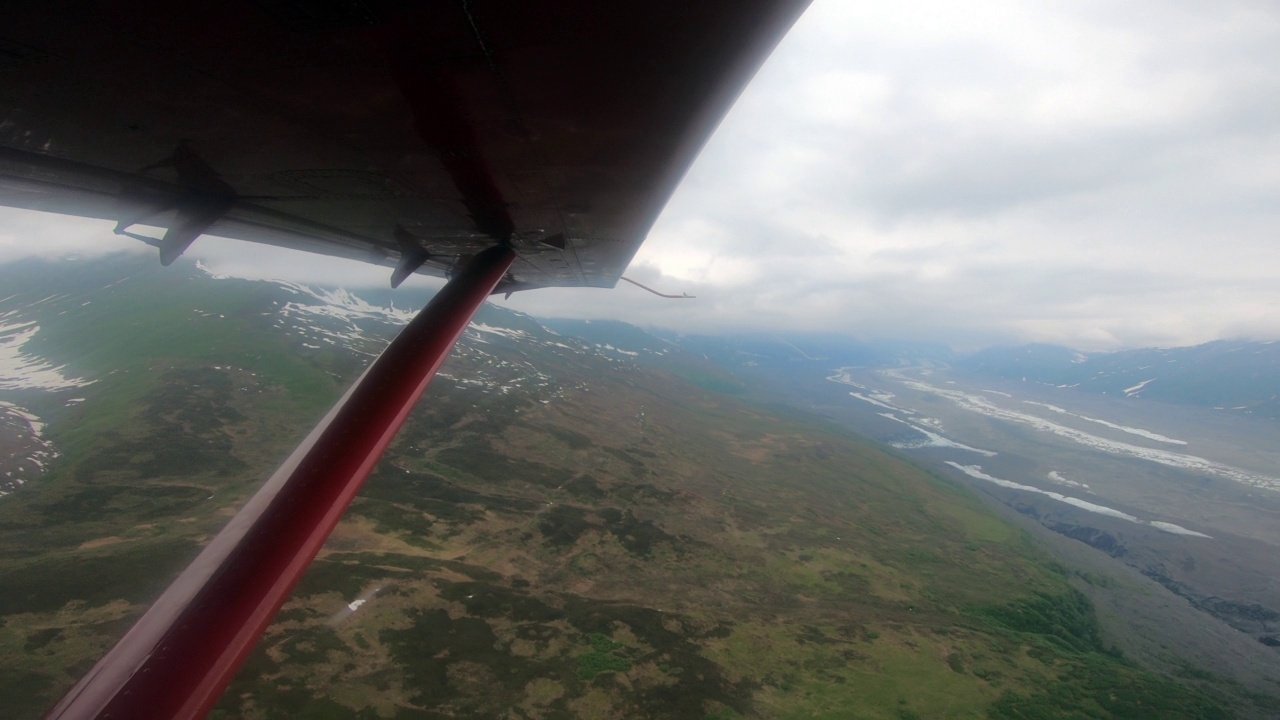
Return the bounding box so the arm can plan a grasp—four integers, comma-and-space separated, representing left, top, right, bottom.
1046, 470, 1090, 491
893, 372, 1280, 493
1022, 401, 1187, 445
849, 392, 899, 412
880, 413, 998, 456
194, 259, 233, 280
946, 463, 1139, 522
470, 323, 531, 340
331, 586, 381, 624
0, 401, 59, 496
0, 312, 96, 391
1150, 521, 1212, 538
1124, 378, 1155, 395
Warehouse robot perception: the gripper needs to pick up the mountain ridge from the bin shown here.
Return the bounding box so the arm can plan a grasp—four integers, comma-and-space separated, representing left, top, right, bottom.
536, 317, 1280, 421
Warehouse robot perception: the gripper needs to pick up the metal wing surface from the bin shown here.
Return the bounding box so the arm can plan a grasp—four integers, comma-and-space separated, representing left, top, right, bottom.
0, 1, 809, 291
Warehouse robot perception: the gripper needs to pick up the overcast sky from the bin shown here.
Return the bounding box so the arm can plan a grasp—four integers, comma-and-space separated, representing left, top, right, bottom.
3, 0, 1279, 351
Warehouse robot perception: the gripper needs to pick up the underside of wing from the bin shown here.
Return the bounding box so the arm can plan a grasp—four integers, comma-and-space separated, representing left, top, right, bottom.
0, 0, 809, 291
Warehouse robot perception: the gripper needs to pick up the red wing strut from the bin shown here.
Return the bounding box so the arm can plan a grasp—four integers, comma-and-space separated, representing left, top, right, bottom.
48, 246, 515, 720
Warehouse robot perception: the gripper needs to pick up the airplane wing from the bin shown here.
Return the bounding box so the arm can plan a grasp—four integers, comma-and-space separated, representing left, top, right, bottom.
18, 5, 816, 717
0, 0, 810, 290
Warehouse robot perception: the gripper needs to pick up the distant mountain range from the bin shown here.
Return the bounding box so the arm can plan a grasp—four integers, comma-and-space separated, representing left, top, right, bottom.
538, 320, 1280, 421
957, 342, 1280, 419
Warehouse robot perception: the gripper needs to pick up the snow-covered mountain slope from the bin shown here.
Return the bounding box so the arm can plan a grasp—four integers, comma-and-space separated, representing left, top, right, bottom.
0, 254, 676, 493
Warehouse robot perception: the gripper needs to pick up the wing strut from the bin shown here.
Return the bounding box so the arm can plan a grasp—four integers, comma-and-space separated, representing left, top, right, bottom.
47, 245, 516, 720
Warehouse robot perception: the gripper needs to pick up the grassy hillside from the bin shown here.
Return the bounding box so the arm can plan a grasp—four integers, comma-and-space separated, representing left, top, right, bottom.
0, 257, 1245, 718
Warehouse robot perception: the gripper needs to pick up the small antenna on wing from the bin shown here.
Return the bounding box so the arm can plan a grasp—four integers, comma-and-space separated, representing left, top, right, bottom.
620, 276, 694, 299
